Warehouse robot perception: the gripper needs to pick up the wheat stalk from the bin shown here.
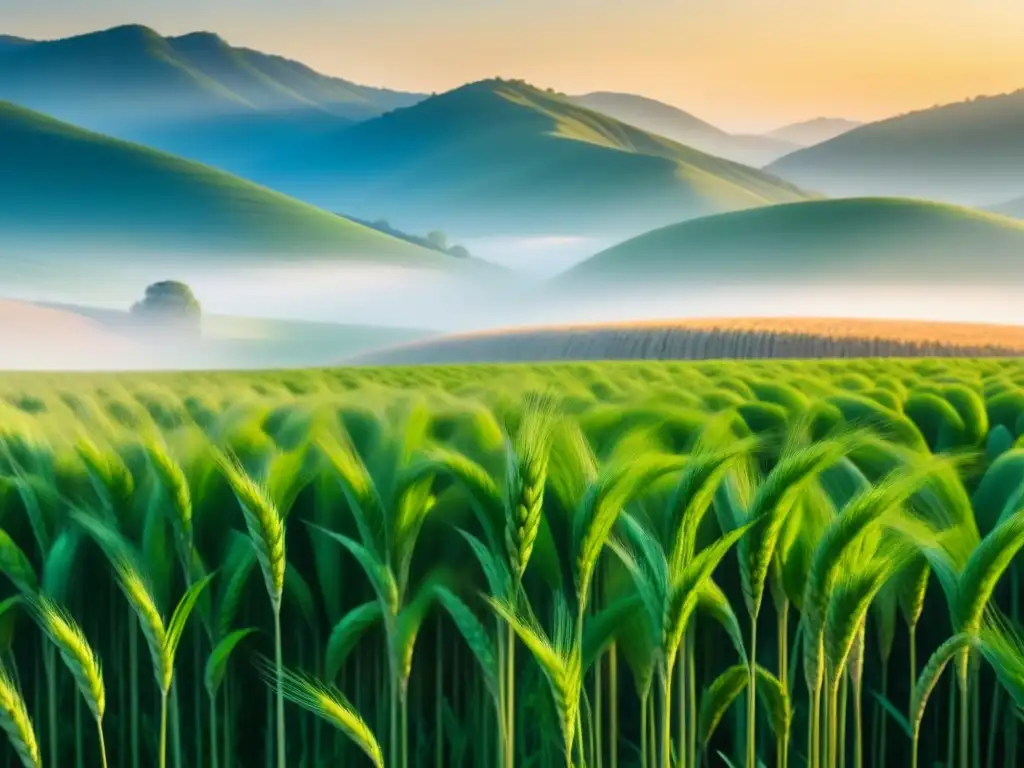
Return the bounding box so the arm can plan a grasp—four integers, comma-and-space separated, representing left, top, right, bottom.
213, 448, 287, 768
257, 658, 384, 768
0, 660, 40, 768
29, 594, 108, 767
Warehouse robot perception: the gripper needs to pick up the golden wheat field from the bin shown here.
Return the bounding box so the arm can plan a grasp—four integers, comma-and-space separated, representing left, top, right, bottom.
353, 317, 1024, 365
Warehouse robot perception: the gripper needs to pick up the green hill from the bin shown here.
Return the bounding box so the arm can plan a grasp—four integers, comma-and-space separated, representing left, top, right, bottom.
572, 91, 799, 165
255, 79, 812, 238
0, 25, 424, 168
767, 90, 1024, 205
558, 198, 1024, 291
0, 101, 459, 268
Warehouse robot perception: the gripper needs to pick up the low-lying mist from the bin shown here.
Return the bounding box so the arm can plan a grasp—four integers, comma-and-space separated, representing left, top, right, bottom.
4, 239, 1024, 371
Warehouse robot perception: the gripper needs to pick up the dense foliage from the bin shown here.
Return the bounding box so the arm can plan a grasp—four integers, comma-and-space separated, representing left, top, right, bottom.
0, 358, 1023, 768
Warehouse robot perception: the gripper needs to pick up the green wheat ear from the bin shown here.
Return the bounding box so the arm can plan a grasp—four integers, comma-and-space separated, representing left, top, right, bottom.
0, 660, 40, 768
28, 594, 105, 720
213, 448, 286, 606
503, 403, 557, 579
143, 435, 193, 546
256, 657, 384, 768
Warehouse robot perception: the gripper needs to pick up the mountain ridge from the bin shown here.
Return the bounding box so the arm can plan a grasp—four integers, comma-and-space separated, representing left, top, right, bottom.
571, 90, 799, 165
765, 117, 862, 147
0, 24, 425, 169
252, 78, 812, 239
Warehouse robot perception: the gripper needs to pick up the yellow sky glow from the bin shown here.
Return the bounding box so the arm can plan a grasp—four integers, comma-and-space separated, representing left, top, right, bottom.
8, 0, 1024, 132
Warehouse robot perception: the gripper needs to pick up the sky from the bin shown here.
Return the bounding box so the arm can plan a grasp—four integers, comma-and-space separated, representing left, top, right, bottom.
4, 0, 1024, 132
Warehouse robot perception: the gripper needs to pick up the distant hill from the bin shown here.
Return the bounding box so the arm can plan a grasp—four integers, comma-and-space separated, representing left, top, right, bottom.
254, 79, 811, 239
0, 24, 424, 168
991, 196, 1024, 219
764, 117, 862, 147
572, 91, 799, 165
354, 317, 1024, 365
0, 101, 468, 283
0, 36, 32, 51
767, 90, 1024, 205
558, 198, 1024, 292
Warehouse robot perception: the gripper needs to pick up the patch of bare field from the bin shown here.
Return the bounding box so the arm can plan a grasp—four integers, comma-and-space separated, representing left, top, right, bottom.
0, 299, 145, 369
351, 317, 1024, 365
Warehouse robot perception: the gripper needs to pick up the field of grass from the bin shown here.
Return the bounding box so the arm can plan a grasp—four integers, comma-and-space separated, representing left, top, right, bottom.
252, 79, 811, 238
557, 198, 1024, 292
353, 317, 1024, 365
1, 358, 1024, 767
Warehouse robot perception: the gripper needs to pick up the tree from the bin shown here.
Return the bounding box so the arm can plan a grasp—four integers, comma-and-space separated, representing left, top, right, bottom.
130, 280, 201, 336
447, 245, 471, 259
426, 231, 448, 251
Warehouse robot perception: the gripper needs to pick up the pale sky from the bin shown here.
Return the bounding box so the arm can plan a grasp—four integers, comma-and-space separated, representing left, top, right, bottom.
4, 0, 1024, 133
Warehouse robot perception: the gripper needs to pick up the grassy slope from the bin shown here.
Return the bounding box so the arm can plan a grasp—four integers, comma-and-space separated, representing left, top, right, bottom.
0, 100, 457, 263
258, 79, 811, 237
559, 197, 1024, 287
764, 117, 862, 147
767, 90, 1024, 204
572, 90, 799, 165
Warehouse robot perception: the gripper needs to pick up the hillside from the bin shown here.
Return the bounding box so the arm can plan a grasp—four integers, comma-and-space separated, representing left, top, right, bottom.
572, 91, 799, 165
0, 101, 466, 272
765, 117, 862, 147
255, 79, 811, 238
558, 198, 1024, 291
352, 316, 1024, 365
767, 90, 1024, 205
0, 25, 424, 168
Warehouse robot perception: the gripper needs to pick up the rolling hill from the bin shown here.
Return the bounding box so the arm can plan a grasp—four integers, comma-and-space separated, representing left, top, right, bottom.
0, 24, 424, 168
253, 79, 812, 238
764, 117, 862, 147
767, 90, 1024, 205
571, 91, 799, 165
0, 100, 468, 271
557, 198, 1024, 291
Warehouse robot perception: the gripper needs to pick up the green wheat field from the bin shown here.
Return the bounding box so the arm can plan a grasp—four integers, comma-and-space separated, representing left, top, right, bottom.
0, 358, 1021, 768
